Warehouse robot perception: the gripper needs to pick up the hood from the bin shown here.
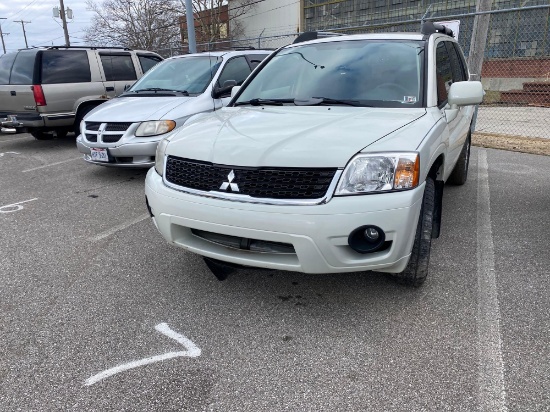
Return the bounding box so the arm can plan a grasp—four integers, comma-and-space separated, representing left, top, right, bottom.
85, 96, 195, 122
166, 106, 428, 168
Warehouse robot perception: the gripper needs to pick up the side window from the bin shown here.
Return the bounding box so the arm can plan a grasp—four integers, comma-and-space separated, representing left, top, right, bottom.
9, 50, 38, 85
41, 51, 91, 84
246, 54, 268, 70
0, 52, 17, 85
217, 56, 251, 88
138, 55, 162, 74
100, 54, 137, 81
446, 42, 467, 82
435, 42, 453, 106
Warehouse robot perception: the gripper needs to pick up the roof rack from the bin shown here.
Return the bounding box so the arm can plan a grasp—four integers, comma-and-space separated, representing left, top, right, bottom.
46, 45, 133, 51
293, 31, 343, 44
420, 21, 454, 38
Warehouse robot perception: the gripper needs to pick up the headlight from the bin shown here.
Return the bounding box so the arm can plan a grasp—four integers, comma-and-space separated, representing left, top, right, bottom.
335, 152, 420, 195
154, 138, 170, 176
135, 120, 176, 137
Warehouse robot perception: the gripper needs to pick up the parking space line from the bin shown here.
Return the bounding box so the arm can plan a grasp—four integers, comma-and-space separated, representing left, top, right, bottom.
0, 137, 27, 144
476, 149, 508, 411
22, 157, 82, 173
88, 213, 150, 242
85, 323, 201, 386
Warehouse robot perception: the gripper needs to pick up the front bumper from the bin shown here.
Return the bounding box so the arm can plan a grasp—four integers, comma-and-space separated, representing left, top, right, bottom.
76, 134, 158, 168
145, 168, 424, 274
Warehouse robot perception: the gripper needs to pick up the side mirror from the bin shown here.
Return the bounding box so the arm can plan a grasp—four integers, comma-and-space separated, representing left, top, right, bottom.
448, 81, 484, 108
212, 80, 237, 99
123, 84, 131, 91
231, 85, 241, 98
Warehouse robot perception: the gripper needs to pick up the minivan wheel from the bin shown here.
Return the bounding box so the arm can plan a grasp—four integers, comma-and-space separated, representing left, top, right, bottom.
394, 177, 435, 287
30, 130, 54, 140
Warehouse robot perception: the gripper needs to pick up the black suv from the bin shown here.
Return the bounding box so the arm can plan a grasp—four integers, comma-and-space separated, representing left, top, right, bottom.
0, 46, 162, 139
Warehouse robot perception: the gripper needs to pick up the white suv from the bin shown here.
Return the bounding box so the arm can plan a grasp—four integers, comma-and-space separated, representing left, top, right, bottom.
145, 24, 483, 286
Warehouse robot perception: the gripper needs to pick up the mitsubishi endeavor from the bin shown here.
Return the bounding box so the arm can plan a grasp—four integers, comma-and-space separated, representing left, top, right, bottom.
144, 24, 484, 286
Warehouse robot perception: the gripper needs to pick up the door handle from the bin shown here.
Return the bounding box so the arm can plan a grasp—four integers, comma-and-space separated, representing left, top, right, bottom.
10, 91, 16, 96
105, 87, 115, 92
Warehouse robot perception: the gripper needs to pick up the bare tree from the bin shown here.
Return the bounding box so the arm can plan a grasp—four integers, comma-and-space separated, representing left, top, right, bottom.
84, 0, 182, 50
84, 0, 258, 51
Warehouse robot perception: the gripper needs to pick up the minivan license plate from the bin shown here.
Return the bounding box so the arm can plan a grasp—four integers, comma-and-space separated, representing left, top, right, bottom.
91, 148, 109, 162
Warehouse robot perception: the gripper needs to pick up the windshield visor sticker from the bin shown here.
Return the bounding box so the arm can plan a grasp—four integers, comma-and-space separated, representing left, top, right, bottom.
404, 96, 417, 103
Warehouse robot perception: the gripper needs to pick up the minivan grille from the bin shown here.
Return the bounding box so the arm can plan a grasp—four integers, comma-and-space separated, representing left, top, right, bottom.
165, 156, 337, 200
85, 122, 101, 131
102, 134, 123, 143
105, 122, 132, 131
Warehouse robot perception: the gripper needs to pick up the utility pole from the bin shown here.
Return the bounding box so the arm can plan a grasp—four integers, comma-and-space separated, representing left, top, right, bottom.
468, 0, 492, 81
0, 18, 8, 54
184, 0, 196, 53
14, 20, 31, 48
59, 0, 70, 46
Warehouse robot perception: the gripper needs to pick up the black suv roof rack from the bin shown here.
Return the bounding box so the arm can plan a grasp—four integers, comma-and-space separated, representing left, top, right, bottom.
421, 21, 454, 38
293, 31, 343, 44
46, 46, 133, 51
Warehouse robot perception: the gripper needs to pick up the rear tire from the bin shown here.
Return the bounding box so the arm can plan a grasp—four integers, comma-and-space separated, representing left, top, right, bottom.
447, 133, 471, 185
394, 178, 435, 287
30, 130, 54, 140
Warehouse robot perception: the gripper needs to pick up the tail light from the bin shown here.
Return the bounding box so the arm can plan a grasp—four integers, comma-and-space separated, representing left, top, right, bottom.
31, 85, 46, 106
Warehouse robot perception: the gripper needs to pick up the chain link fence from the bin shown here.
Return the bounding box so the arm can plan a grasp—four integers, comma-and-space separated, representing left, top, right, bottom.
154, 0, 550, 139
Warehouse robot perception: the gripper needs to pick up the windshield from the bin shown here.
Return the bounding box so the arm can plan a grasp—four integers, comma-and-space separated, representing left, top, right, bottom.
128, 56, 221, 95
236, 40, 424, 108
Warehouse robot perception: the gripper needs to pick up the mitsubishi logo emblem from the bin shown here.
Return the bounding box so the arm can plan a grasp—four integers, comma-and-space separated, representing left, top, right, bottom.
220, 170, 239, 192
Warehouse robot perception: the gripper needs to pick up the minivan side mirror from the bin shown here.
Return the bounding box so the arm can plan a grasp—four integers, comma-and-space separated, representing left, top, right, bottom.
231, 86, 241, 98
212, 80, 237, 99
448, 81, 484, 108
124, 84, 131, 91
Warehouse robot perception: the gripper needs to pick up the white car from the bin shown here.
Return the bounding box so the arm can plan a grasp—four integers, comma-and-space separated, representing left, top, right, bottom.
76, 50, 270, 167
145, 24, 484, 286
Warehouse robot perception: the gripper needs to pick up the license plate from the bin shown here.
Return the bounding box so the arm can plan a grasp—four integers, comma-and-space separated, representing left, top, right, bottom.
90, 148, 109, 162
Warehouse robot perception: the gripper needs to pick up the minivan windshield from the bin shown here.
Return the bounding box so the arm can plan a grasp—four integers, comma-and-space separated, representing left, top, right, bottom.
127, 56, 221, 96
236, 40, 424, 108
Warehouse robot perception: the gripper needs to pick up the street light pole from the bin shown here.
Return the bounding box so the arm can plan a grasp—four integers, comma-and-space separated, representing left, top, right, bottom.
59, 0, 70, 46
184, 0, 196, 53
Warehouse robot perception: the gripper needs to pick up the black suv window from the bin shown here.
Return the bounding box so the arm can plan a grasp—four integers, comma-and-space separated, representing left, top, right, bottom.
41, 50, 91, 84
138, 55, 162, 74
10, 50, 38, 85
435, 42, 453, 106
100, 54, 137, 81
0, 52, 17, 85
217, 56, 251, 87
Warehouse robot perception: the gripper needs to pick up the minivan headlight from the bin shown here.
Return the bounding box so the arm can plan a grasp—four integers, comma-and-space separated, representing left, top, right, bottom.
335, 153, 420, 195
154, 138, 170, 176
136, 120, 176, 137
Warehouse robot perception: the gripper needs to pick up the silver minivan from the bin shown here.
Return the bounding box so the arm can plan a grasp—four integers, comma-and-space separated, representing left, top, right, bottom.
76, 50, 270, 168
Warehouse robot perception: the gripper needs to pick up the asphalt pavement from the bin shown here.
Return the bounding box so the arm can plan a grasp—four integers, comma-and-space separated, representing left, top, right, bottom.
0, 132, 549, 411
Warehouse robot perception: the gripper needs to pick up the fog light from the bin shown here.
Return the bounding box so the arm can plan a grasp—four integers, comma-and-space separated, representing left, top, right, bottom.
348, 225, 386, 254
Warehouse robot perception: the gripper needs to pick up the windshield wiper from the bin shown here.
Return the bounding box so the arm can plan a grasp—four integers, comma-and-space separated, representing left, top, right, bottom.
295, 97, 370, 107
130, 88, 189, 95
234, 98, 294, 106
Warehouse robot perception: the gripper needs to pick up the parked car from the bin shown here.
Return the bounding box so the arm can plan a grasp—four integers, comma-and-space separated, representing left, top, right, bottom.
0, 46, 162, 139
76, 50, 271, 168
145, 24, 484, 286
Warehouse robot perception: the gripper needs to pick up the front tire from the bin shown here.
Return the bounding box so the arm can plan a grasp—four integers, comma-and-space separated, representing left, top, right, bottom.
395, 177, 435, 287
447, 133, 471, 185
30, 130, 54, 140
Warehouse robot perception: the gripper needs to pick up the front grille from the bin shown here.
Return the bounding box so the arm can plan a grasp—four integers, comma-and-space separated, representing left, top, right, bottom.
165, 156, 337, 200
105, 122, 132, 131
102, 134, 123, 143
85, 133, 97, 142
191, 229, 296, 254
85, 122, 101, 131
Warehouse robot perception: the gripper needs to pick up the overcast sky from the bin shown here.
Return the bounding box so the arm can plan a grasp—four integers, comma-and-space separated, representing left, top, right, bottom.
0, 0, 96, 53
